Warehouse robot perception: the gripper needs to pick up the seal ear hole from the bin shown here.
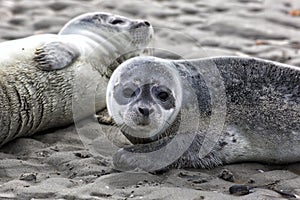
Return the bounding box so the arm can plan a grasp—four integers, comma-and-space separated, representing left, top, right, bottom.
92, 14, 103, 22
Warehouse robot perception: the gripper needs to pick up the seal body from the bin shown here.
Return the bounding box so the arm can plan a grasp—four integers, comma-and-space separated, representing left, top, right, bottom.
108, 56, 300, 171
0, 12, 153, 146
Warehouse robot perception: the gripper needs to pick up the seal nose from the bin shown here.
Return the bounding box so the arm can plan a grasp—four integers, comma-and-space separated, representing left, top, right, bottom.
138, 107, 152, 117
132, 21, 151, 29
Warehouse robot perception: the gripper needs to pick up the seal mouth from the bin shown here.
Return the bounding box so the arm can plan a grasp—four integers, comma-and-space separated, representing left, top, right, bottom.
135, 117, 151, 126
137, 122, 150, 126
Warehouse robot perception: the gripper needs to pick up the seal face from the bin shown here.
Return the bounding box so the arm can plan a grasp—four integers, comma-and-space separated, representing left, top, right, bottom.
107, 57, 182, 143
108, 56, 300, 171
59, 12, 153, 53
0, 12, 153, 146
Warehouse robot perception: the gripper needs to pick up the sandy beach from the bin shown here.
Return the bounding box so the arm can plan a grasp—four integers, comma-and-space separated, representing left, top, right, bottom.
0, 0, 300, 199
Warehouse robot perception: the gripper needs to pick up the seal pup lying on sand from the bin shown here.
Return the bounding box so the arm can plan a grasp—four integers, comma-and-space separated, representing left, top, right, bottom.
107, 56, 300, 171
0, 12, 153, 147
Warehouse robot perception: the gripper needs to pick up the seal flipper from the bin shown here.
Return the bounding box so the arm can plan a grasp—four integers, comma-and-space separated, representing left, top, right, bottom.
113, 137, 172, 172
34, 41, 79, 71
113, 133, 225, 172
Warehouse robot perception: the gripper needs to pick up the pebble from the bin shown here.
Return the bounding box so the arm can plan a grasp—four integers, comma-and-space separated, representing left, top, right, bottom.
19, 173, 37, 182
74, 151, 91, 159
229, 185, 253, 196
218, 169, 235, 182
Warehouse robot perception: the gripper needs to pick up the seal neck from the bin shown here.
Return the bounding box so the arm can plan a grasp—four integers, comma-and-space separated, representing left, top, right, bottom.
63, 29, 139, 77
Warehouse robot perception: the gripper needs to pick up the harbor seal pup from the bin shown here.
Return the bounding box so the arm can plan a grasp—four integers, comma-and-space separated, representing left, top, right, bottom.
0, 12, 153, 147
107, 56, 300, 171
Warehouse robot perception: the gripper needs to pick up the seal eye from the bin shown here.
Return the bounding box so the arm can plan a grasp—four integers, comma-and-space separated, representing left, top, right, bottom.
152, 86, 171, 102
157, 91, 169, 102
123, 87, 140, 98
110, 19, 125, 25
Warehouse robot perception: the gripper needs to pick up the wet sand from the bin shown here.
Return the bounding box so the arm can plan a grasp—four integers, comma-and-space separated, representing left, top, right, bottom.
0, 0, 300, 199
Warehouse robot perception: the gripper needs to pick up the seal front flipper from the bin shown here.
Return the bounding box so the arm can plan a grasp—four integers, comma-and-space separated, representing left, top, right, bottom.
113, 133, 225, 172
34, 41, 79, 71
113, 137, 171, 172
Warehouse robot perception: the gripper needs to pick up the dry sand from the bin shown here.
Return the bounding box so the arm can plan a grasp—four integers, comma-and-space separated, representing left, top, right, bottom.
0, 0, 300, 199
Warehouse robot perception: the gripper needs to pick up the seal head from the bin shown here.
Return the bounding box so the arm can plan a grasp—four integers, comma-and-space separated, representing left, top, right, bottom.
59, 12, 153, 50
33, 12, 153, 72
107, 57, 183, 143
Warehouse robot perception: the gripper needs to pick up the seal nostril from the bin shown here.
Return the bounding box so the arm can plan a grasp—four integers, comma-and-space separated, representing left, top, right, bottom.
132, 21, 151, 29
144, 21, 150, 27
138, 107, 150, 116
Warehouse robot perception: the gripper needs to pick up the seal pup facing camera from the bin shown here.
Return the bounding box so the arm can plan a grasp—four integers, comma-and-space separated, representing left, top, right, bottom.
0, 12, 153, 147
107, 56, 300, 171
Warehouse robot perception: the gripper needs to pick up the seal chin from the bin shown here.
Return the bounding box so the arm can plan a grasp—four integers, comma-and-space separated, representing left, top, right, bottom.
122, 128, 163, 144
120, 119, 171, 144
124, 122, 158, 136
132, 114, 152, 126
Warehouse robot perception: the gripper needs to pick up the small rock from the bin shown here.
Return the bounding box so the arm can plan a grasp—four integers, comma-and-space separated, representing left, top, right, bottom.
218, 169, 235, 182
248, 178, 255, 184
74, 151, 91, 158
229, 185, 253, 196
257, 169, 265, 173
19, 173, 37, 182
36, 150, 51, 157
137, 181, 143, 185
